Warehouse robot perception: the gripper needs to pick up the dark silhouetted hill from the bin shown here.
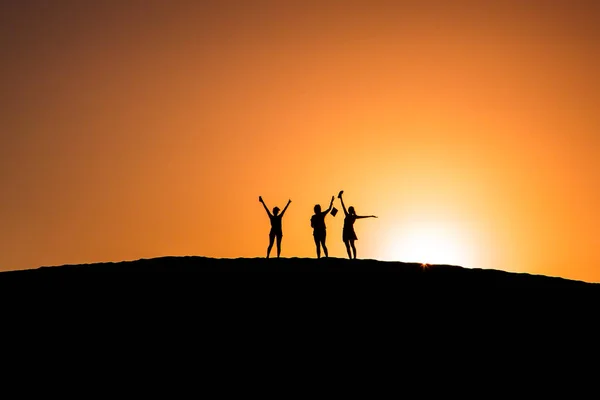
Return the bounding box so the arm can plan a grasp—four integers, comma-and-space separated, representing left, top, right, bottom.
1, 256, 597, 289
3, 256, 598, 349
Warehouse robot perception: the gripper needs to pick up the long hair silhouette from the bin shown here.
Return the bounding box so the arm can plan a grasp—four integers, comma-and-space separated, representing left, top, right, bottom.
338, 190, 377, 259
311, 195, 335, 258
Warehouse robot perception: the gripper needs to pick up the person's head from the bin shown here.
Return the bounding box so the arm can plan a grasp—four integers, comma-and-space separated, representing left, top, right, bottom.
314, 204, 321, 213
348, 206, 355, 215
273, 207, 280, 216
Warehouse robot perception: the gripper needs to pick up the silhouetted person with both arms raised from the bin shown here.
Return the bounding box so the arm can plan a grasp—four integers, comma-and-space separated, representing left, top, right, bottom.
311, 195, 335, 258
259, 196, 291, 258
338, 190, 377, 259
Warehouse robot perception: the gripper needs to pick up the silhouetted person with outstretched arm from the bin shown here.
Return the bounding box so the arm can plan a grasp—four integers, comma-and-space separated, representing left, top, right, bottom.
259, 196, 291, 258
338, 190, 377, 259
311, 195, 335, 258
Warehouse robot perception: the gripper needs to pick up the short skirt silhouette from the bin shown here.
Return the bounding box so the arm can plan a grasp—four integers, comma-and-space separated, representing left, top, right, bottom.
343, 227, 358, 241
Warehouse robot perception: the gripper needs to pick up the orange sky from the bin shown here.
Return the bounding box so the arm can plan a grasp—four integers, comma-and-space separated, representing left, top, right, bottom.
1, 1, 599, 282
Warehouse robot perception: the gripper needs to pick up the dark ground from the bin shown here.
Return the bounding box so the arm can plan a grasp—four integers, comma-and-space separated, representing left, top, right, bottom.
2, 256, 598, 304
1, 256, 598, 359
2, 255, 597, 287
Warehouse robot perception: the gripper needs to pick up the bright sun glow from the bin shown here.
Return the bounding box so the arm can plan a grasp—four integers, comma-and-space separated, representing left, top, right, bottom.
381, 222, 475, 268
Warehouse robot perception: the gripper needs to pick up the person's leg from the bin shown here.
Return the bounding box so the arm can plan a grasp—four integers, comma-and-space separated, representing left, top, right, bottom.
350, 240, 357, 259
344, 240, 352, 259
267, 234, 275, 258
314, 236, 321, 258
276, 235, 282, 258
322, 232, 328, 258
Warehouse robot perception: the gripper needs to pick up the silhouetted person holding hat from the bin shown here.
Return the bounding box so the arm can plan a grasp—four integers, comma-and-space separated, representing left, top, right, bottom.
338, 190, 377, 259
311, 195, 335, 258
259, 196, 291, 258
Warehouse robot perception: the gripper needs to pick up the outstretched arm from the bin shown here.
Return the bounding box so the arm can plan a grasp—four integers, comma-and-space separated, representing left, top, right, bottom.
259, 196, 272, 217
339, 193, 348, 216
280, 199, 292, 217
356, 215, 377, 219
324, 196, 335, 215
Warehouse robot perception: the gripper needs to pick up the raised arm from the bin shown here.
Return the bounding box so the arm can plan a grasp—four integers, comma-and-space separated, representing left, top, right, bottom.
259, 196, 272, 217
323, 196, 335, 215
338, 192, 348, 216
280, 199, 292, 217
356, 214, 377, 219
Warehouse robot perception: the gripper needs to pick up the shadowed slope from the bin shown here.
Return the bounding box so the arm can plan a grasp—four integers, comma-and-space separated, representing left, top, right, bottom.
3, 256, 598, 345
1, 256, 597, 289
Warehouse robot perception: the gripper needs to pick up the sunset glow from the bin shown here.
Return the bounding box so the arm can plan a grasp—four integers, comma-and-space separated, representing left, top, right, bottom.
382, 223, 474, 268
1, 1, 599, 282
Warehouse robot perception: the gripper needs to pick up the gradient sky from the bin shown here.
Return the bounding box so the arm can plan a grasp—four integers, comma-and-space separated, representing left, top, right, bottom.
1, 0, 598, 282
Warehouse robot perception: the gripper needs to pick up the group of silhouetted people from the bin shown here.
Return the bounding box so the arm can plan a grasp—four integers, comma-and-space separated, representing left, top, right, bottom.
259, 191, 377, 259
